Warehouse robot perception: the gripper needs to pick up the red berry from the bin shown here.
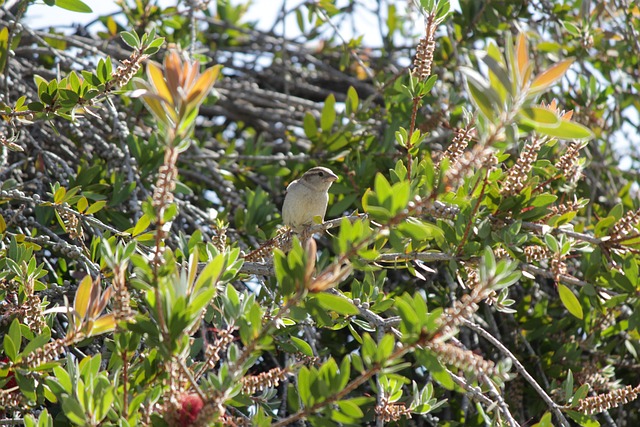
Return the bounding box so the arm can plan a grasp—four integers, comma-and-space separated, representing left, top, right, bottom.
178, 393, 204, 425
1, 357, 17, 390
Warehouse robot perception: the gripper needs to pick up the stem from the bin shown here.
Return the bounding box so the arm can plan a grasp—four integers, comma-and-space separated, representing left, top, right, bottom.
462, 319, 571, 427
122, 347, 129, 419
406, 96, 422, 180
456, 168, 490, 256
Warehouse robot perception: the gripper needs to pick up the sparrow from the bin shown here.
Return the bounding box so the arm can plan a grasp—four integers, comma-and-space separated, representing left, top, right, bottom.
282, 166, 338, 233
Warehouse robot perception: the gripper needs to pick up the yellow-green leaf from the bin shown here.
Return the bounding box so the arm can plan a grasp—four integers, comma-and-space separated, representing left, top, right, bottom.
519, 106, 561, 126
85, 200, 107, 215
74, 275, 93, 319
90, 314, 116, 336
558, 284, 583, 319
77, 196, 88, 213
132, 214, 151, 237
534, 119, 594, 140
53, 187, 66, 204
146, 61, 172, 103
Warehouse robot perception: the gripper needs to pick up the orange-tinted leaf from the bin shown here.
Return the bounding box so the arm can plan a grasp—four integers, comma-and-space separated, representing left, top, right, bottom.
95, 285, 113, 316
74, 275, 93, 319
186, 65, 220, 109
182, 60, 198, 90
530, 58, 575, 93
131, 80, 174, 125
516, 32, 529, 79
164, 50, 182, 102
147, 61, 172, 106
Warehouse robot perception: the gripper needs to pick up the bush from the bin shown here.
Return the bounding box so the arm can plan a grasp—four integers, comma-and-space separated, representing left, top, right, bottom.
1, 0, 639, 426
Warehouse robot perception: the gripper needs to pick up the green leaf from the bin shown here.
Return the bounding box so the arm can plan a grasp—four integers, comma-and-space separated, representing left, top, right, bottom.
8, 318, 21, 351
519, 106, 561, 128
337, 399, 364, 419
297, 367, 311, 405
532, 118, 594, 140
21, 328, 51, 358
303, 112, 318, 138
529, 194, 557, 207
120, 31, 140, 49
462, 67, 502, 122
376, 334, 395, 362
3, 335, 17, 361
53, 186, 66, 203
290, 337, 314, 357
346, 86, 359, 115
562, 21, 580, 36
313, 293, 359, 315
54, 0, 92, 13
558, 284, 583, 319
571, 384, 590, 406
61, 397, 87, 424
480, 50, 513, 100
320, 93, 336, 132
398, 218, 444, 242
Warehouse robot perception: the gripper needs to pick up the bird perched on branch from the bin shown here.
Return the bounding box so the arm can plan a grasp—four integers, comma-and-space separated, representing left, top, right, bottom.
282, 166, 338, 233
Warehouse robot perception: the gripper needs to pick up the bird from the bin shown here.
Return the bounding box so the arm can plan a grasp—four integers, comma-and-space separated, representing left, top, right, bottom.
282, 166, 338, 233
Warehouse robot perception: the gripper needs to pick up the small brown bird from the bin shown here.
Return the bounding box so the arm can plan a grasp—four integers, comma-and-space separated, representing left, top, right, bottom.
282, 167, 338, 232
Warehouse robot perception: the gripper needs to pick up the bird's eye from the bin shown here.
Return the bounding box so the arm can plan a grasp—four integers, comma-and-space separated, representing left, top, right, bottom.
318, 171, 324, 177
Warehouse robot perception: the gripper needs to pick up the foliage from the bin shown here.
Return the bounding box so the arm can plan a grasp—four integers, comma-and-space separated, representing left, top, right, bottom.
1, 0, 640, 426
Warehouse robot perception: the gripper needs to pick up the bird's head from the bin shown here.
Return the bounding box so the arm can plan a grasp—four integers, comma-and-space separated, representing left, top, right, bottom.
300, 167, 338, 191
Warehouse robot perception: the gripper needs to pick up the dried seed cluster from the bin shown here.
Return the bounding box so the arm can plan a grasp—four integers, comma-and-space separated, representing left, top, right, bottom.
241, 367, 289, 395
576, 384, 640, 415
439, 125, 475, 168
153, 148, 180, 212
524, 245, 550, 262
555, 140, 584, 180
412, 13, 436, 80
22, 337, 70, 369
444, 146, 497, 191
109, 50, 146, 90
375, 394, 412, 422
427, 341, 498, 377
112, 265, 133, 323
609, 208, 640, 241
57, 207, 83, 240
501, 137, 545, 196
202, 326, 236, 372
439, 279, 492, 338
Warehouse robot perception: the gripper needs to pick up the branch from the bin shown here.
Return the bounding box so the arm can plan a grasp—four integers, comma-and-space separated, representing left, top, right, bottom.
462, 319, 571, 427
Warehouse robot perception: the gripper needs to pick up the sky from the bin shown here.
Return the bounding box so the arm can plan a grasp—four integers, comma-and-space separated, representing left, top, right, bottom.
25, 1, 283, 34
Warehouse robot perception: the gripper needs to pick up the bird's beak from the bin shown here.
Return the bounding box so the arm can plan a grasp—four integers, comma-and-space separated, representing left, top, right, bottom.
328, 171, 338, 182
